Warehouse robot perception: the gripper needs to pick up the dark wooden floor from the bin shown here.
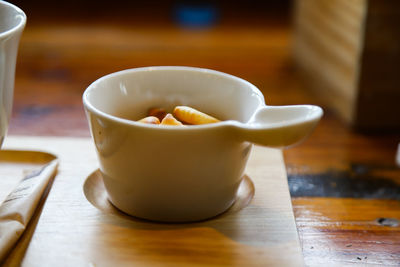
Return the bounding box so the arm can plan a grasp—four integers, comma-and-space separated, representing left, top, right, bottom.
8, 1, 400, 266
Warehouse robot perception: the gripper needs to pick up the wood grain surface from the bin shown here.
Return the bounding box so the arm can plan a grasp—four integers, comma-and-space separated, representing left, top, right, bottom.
293, 0, 367, 125
5, 1, 400, 266
1, 136, 303, 266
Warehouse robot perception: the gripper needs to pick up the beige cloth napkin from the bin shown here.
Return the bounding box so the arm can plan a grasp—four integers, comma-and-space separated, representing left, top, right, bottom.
0, 160, 58, 262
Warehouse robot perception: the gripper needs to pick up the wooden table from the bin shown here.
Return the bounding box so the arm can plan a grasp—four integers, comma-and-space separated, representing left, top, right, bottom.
8, 1, 400, 266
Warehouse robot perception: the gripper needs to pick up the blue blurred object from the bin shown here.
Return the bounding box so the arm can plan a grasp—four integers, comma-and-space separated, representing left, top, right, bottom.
174, 2, 219, 28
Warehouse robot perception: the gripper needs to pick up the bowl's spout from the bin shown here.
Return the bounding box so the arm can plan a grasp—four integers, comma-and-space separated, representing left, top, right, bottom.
228, 105, 323, 148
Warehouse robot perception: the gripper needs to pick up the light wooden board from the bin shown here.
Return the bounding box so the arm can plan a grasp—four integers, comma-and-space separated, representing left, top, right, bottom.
1, 136, 303, 266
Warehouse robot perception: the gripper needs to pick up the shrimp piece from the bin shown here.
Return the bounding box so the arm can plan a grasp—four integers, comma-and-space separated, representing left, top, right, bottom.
148, 107, 167, 121
160, 113, 184, 126
173, 106, 220, 125
137, 116, 160, 124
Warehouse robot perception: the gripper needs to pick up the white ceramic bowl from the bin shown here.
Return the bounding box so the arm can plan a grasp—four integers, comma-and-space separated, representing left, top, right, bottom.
0, 1, 26, 147
83, 66, 322, 222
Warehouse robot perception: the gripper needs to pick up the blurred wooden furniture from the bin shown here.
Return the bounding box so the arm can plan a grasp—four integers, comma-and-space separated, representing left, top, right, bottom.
294, 0, 400, 130
5, 0, 400, 266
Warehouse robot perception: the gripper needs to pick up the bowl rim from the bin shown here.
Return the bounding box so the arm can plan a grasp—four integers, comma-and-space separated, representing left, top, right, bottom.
82, 66, 265, 130
0, 1, 26, 40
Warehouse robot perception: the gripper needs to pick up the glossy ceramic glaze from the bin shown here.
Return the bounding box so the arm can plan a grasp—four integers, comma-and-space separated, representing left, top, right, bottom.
0, 1, 25, 147
83, 66, 322, 222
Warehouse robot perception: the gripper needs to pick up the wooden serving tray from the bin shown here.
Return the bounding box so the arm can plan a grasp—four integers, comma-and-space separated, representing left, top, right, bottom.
1, 136, 303, 266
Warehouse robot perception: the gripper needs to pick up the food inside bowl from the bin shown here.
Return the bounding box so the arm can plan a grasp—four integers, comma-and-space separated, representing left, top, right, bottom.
137, 106, 221, 126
